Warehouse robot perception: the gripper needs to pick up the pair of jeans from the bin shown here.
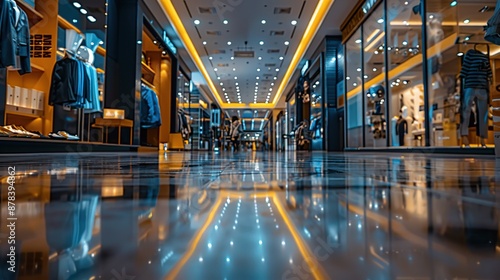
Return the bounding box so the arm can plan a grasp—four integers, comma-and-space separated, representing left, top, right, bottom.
461, 88, 488, 138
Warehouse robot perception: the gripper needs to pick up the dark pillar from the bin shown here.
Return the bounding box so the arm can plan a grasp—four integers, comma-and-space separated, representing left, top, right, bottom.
105, 0, 143, 145
324, 36, 344, 151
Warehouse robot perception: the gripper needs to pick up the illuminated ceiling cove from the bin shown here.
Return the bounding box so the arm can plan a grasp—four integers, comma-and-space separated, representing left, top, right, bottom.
158, 0, 335, 110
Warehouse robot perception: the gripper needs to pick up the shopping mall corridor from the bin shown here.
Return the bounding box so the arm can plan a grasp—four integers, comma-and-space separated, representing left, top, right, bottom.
1, 151, 499, 280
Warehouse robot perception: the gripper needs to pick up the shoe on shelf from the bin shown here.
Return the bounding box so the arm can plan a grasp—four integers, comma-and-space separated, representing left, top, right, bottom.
2, 125, 31, 137
29, 131, 50, 139
49, 132, 66, 139
58, 131, 79, 141
0, 130, 9, 137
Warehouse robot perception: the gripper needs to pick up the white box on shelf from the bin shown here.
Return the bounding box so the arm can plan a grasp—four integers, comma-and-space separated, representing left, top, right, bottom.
6, 85, 14, 105
37, 91, 44, 111
30, 90, 39, 109
13, 86, 22, 106
20, 88, 30, 108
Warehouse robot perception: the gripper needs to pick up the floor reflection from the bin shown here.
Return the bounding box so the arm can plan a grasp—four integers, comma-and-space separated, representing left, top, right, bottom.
0, 152, 498, 279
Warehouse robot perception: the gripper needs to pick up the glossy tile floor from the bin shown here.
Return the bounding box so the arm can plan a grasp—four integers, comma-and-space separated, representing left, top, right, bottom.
1, 151, 499, 280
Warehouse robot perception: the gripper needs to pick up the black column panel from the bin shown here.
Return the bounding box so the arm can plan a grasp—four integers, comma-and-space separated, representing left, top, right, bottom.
324, 36, 343, 151
105, 0, 143, 145
170, 59, 179, 133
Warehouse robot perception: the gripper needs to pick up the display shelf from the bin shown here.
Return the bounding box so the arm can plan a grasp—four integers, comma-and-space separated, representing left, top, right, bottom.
18, 0, 44, 27
141, 62, 156, 82
5, 105, 43, 118
141, 78, 157, 93
58, 16, 83, 34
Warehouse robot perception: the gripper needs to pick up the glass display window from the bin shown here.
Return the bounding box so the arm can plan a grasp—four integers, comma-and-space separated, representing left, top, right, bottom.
310, 76, 323, 150
362, 5, 386, 147
387, 0, 425, 147
346, 29, 363, 148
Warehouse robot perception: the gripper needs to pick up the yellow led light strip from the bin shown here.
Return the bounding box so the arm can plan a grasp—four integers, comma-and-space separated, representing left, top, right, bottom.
272, 0, 335, 106
159, 0, 224, 106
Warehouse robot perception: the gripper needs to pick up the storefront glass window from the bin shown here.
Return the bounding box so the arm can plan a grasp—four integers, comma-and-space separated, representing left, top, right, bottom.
346, 29, 363, 147
363, 5, 386, 147
425, 0, 460, 147
310, 75, 323, 150
387, 0, 424, 147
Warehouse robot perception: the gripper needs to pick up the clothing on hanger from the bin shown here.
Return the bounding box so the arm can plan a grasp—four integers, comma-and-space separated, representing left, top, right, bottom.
0, 0, 31, 74
83, 63, 101, 113
140, 84, 161, 128
459, 49, 492, 90
49, 56, 91, 108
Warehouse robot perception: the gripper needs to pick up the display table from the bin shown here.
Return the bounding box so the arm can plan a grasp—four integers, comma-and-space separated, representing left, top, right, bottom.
93, 118, 133, 144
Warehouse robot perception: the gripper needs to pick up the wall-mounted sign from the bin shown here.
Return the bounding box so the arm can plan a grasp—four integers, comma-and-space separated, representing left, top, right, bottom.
163, 31, 177, 55
30, 34, 52, 58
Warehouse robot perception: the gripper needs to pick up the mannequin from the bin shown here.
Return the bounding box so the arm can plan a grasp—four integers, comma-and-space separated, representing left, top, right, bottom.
459, 48, 492, 147
395, 110, 408, 146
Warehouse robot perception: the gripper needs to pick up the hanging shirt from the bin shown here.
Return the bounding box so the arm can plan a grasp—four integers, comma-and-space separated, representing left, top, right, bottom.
460, 49, 492, 89
83, 64, 101, 113
140, 84, 161, 128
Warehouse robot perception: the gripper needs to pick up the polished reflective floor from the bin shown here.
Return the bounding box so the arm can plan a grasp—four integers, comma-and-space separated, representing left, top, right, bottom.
0, 151, 499, 280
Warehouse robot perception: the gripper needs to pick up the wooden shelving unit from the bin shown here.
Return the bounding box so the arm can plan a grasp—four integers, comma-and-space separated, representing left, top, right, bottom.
141, 61, 156, 83
17, 0, 44, 27
5, 105, 43, 119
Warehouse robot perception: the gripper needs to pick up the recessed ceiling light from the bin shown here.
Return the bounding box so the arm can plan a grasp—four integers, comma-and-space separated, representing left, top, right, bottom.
80, 8, 88, 14
257, 68, 261, 72
235, 82, 239, 85
87, 15, 97, 22
465, 36, 470, 41
273, 77, 277, 80
217, 77, 221, 80
271, 83, 274, 86
203, 41, 207, 45
275, 68, 279, 72
222, 88, 226, 91
227, 41, 232, 45
291, 20, 297, 25
457, 52, 464, 56
284, 41, 289, 45
373, 68, 377, 72
261, 20, 266, 24
450, 1, 457, 7
279, 57, 284, 60
233, 68, 236, 71
355, 39, 361, 44
209, 56, 213, 60
99, 41, 104, 45
256, 82, 259, 85
256, 77, 260, 79
214, 68, 218, 71
234, 76, 238, 79
258, 57, 262, 60
73, 2, 82, 8
463, 19, 470, 24
259, 41, 264, 45
223, 20, 229, 24
231, 57, 234, 60
72, 19, 78, 23
220, 82, 224, 85
194, 20, 200, 25
377, 18, 384, 23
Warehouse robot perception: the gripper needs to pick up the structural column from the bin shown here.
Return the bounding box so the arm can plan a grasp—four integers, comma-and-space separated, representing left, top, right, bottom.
105, 0, 143, 145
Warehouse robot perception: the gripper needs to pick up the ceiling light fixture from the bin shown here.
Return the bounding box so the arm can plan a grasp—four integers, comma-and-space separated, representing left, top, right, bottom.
261, 20, 266, 24
284, 41, 289, 45
450, 1, 457, 7
258, 57, 262, 60
231, 56, 234, 60
203, 41, 207, 45
279, 57, 284, 60
209, 56, 213, 60
194, 19, 200, 25
227, 41, 232, 45
463, 19, 470, 24
291, 20, 297, 25
80, 8, 88, 14
223, 20, 229, 24
260, 41, 264, 45
73, 2, 82, 8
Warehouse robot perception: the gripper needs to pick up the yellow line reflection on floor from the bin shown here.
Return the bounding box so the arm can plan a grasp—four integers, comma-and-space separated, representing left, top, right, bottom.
272, 192, 329, 280
166, 190, 328, 280
165, 193, 223, 280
